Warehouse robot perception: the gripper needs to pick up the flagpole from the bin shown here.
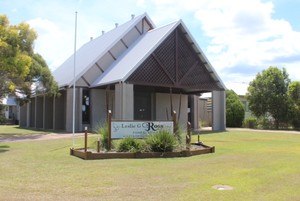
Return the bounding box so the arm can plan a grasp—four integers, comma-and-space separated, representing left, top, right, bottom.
72, 11, 78, 147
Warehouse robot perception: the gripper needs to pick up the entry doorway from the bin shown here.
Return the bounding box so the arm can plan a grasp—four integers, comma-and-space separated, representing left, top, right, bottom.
134, 92, 152, 120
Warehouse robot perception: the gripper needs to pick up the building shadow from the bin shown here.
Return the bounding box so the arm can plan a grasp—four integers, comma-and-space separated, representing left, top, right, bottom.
0, 145, 10, 153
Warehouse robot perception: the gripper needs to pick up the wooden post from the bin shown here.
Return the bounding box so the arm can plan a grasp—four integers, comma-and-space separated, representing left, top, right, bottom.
178, 92, 181, 122
170, 88, 173, 116
108, 110, 112, 151
172, 110, 177, 134
186, 122, 191, 150
84, 126, 88, 152
97, 137, 100, 153
105, 86, 110, 115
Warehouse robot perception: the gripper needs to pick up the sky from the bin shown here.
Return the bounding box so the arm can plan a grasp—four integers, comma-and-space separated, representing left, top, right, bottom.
1, 0, 300, 95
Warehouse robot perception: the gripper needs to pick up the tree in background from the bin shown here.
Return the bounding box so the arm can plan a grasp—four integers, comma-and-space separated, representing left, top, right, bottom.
226, 90, 245, 127
288, 81, 300, 129
0, 15, 58, 103
246, 66, 291, 129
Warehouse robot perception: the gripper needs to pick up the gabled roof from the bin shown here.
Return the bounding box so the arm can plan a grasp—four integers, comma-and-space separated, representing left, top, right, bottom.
91, 21, 179, 87
53, 13, 226, 93
1, 95, 17, 106
52, 13, 154, 88
92, 20, 226, 92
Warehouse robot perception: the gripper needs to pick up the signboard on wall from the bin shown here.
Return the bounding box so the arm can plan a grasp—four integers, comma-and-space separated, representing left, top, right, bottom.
111, 121, 174, 139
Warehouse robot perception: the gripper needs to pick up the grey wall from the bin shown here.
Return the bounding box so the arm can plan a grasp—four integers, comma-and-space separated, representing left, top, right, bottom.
54, 91, 66, 130
19, 104, 27, 127
90, 89, 106, 131
36, 96, 44, 128
65, 88, 82, 132
198, 98, 211, 127
212, 90, 226, 131
29, 98, 35, 127
115, 83, 133, 120
44, 96, 53, 129
155, 93, 188, 128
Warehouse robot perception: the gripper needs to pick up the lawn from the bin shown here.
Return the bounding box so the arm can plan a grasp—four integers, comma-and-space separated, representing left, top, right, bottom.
0, 127, 300, 201
0, 125, 52, 135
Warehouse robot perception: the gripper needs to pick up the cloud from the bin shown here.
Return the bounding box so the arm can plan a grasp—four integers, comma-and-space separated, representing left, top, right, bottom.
5, 0, 298, 95
28, 18, 73, 70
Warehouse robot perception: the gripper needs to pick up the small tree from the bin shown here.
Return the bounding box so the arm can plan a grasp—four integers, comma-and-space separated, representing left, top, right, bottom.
246, 66, 291, 129
226, 90, 245, 127
0, 15, 58, 102
288, 81, 300, 129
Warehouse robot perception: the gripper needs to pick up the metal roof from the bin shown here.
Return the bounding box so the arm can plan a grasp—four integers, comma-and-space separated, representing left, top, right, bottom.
92, 20, 226, 91
91, 21, 179, 87
53, 13, 226, 92
1, 96, 17, 106
52, 13, 153, 88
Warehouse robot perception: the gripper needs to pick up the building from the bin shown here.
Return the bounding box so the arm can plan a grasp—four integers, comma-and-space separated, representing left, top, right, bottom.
239, 95, 253, 119
1, 95, 19, 124
19, 13, 226, 132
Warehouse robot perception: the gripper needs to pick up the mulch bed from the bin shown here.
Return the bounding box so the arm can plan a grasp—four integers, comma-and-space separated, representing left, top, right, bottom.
70, 143, 215, 160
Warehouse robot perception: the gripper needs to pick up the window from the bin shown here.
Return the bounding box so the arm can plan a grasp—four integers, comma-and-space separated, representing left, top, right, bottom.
82, 89, 90, 124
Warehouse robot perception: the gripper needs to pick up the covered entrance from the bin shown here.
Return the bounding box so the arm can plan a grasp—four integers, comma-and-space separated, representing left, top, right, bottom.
134, 92, 152, 120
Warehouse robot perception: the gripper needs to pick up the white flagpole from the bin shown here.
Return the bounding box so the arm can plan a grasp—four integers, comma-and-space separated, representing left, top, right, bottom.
72, 11, 78, 147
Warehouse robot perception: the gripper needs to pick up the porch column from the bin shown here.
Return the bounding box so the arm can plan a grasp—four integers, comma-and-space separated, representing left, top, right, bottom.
115, 83, 133, 120
190, 95, 199, 130
212, 90, 226, 131
65, 88, 81, 132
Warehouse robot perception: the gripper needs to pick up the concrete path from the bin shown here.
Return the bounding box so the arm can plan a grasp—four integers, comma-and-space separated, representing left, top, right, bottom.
0, 133, 86, 143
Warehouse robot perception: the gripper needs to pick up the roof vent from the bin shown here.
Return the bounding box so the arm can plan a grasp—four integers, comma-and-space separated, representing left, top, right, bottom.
102, 30, 105, 35
131, 14, 135, 19
115, 23, 118, 28
90, 37, 93, 41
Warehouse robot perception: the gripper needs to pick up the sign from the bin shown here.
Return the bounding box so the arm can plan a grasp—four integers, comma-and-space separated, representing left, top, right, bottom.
111, 121, 173, 139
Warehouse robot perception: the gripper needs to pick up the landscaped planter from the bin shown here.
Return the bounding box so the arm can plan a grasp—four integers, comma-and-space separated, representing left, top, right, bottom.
70, 144, 215, 160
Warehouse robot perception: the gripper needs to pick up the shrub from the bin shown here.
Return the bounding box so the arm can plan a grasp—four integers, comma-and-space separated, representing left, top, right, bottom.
117, 137, 144, 152
257, 116, 275, 129
226, 90, 245, 127
0, 114, 6, 124
174, 123, 185, 146
292, 118, 300, 130
243, 117, 257, 128
95, 122, 112, 150
145, 130, 177, 152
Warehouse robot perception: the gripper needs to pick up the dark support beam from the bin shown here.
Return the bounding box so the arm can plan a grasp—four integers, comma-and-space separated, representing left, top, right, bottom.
108, 50, 116, 60
175, 29, 178, 84
120, 39, 128, 49
95, 63, 104, 73
135, 25, 142, 35
152, 53, 175, 84
179, 61, 199, 84
81, 76, 90, 87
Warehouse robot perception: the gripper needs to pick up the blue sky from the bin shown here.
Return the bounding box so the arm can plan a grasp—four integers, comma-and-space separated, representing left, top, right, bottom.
1, 0, 300, 95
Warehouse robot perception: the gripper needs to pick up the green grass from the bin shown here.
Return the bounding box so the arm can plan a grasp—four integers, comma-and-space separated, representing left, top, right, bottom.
0, 129, 300, 201
0, 125, 52, 135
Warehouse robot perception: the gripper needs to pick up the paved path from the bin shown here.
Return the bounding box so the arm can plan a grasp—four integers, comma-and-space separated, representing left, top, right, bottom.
226, 127, 300, 134
0, 133, 86, 143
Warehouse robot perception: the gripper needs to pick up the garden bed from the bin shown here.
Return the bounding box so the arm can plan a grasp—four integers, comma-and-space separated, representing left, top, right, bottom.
70, 143, 215, 160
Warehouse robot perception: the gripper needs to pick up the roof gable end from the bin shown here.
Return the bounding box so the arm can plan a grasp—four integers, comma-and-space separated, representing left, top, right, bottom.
52, 13, 154, 88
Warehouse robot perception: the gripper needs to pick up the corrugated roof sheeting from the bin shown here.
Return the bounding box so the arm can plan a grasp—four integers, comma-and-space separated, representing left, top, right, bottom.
53, 13, 225, 93
52, 13, 152, 88
91, 21, 178, 87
